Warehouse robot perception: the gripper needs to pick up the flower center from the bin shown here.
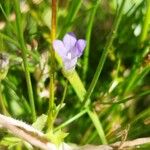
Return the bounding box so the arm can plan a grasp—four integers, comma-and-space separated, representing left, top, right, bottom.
66, 52, 72, 60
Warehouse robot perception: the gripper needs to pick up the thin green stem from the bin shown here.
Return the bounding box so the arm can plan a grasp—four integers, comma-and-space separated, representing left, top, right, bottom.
82, 0, 126, 106
140, 0, 150, 43
0, 4, 15, 32
0, 81, 9, 115
0, 32, 20, 48
14, 0, 36, 121
83, 0, 101, 81
47, 72, 55, 132
99, 89, 150, 105
123, 0, 150, 95
53, 81, 68, 122
54, 108, 88, 131
55, 3, 104, 142
131, 108, 150, 125
60, 0, 82, 37
87, 110, 107, 144
123, 61, 150, 95
47, 0, 57, 132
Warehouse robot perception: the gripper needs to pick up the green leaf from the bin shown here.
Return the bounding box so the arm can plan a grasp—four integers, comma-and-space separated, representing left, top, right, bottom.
0, 136, 21, 148
32, 114, 47, 131
46, 130, 69, 145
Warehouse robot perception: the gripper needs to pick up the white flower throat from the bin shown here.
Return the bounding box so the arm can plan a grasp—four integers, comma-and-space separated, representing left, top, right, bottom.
67, 52, 72, 60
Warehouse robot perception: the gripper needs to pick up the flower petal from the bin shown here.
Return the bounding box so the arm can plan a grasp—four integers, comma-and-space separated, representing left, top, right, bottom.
53, 40, 67, 58
63, 57, 77, 71
75, 39, 86, 57
70, 46, 79, 59
63, 33, 77, 51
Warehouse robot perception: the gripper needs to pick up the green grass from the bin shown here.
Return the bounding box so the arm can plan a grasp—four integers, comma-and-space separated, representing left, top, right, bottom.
0, 0, 150, 149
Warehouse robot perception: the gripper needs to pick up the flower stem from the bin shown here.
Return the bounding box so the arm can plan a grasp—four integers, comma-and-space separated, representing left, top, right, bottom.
140, 0, 150, 43
51, 0, 57, 40
47, 0, 57, 132
53, 0, 107, 143
63, 71, 86, 102
14, 0, 36, 122
82, 0, 126, 106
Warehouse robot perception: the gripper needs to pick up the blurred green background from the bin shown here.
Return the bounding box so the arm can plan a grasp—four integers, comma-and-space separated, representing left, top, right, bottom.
0, 0, 150, 149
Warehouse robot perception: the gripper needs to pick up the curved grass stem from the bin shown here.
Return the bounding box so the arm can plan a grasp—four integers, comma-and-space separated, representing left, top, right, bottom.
53, 81, 68, 122
87, 110, 107, 144
54, 108, 88, 131
83, 0, 101, 82
124, 0, 150, 95
14, 0, 36, 122
82, 0, 126, 106
59, 0, 82, 37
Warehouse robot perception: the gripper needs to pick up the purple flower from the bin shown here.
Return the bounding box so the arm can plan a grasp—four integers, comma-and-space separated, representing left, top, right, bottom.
53, 32, 86, 71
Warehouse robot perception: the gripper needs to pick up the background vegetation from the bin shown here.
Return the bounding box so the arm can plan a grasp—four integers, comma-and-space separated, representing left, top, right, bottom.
0, 0, 150, 149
